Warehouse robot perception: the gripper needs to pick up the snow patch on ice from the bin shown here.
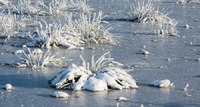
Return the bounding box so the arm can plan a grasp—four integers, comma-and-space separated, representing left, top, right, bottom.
150, 79, 174, 88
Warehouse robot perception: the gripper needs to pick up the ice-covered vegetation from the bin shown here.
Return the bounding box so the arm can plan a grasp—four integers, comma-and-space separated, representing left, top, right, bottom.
176, 0, 200, 4
0, 12, 17, 38
67, 11, 115, 45
49, 52, 138, 91
11, 0, 93, 16
26, 11, 115, 49
129, 0, 179, 37
13, 48, 64, 68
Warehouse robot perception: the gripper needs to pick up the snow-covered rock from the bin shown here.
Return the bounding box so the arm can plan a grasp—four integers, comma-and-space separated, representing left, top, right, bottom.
4, 84, 13, 90
150, 79, 174, 88
51, 91, 69, 98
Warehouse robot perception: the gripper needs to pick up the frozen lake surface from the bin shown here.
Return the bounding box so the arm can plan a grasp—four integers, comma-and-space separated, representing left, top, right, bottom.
0, 0, 200, 107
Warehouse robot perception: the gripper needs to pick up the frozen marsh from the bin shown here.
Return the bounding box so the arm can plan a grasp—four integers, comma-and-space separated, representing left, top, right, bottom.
0, 0, 200, 107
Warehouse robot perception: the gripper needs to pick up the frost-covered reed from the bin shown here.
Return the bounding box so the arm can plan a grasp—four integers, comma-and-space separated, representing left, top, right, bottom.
14, 48, 64, 68
49, 52, 138, 91
130, 0, 179, 37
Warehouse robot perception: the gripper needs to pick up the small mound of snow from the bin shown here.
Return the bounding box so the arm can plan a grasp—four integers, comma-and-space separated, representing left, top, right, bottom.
150, 79, 174, 88
4, 84, 13, 90
83, 77, 108, 91
51, 91, 70, 98
116, 97, 128, 101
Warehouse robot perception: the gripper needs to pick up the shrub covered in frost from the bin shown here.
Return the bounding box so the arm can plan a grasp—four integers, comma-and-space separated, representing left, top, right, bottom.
129, 0, 179, 37
49, 52, 138, 92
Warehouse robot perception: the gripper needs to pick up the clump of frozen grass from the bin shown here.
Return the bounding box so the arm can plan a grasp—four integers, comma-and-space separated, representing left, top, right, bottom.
70, 0, 94, 13
12, 0, 48, 15
153, 18, 179, 37
48, 0, 71, 16
27, 19, 83, 49
13, 48, 64, 68
129, 0, 179, 37
11, 0, 93, 16
0, 12, 17, 38
29, 20, 65, 48
67, 11, 115, 44
27, 11, 115, 49
48, 0, 94, 15
49, 52, 138, 91
176, 0, 200, 4
130, 0, 157, 23
176, 0, 190, 4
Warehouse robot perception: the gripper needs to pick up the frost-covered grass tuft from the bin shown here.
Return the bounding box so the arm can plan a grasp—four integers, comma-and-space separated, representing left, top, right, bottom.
11, 0, 94, 16
12, 0, 48, 15
130, 0, 157, 23
129, 0, 179, 37
28, 20, 68, 48
71, 0, 94, 13
13, 48, 64, 68
49, 52, 138, 92
26, 11, 115, 49
81, 52, 123, 72
0, 12, 17, 38
69, 11, 115, 44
